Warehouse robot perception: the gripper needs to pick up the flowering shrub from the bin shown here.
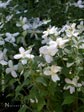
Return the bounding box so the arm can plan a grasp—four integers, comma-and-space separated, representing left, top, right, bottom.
0, 0, 84, 112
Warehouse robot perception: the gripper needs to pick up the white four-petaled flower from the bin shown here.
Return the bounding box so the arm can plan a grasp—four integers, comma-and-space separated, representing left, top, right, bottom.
43, 65, 61, 82
64, 76, 82, 94
5, 32, 19, 44
65, 23, 79, 37
42, 26, 59, 38
0, 0, 11, 8
39, 45, 58, 63
14, 47, 34, 64
6, 60, 18, 78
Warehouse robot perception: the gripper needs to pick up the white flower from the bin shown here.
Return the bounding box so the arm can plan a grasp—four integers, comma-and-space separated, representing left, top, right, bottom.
41, 36, 51, 44
73, 0, 84, 8
44, 65, 61, 82
14, 47, 34, 64
56, 38, 69, 48
0, 0, 11, 8
0, 49, 7, 65
16, 17, 49, 31
39, 45, 58, 63
65, 23, 79, 37
23, 24, 30, 30
5, 32, 19, 44
16, 16, 29, 30
42, 26, 59, 38
64, 85, 75, 94
28, 18, 50, 30
6, 60, 18, 78
49, 38, 69, 48
64, 76, 82, 94
16, 16, 27, 27
6, 14, 13, 22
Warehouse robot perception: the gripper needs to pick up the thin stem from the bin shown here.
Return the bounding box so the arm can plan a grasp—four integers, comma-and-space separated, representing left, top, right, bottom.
72, 92, 78, 112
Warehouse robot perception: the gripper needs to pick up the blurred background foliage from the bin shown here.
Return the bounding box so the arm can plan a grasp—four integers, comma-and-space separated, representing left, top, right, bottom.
12, 0, 84, 26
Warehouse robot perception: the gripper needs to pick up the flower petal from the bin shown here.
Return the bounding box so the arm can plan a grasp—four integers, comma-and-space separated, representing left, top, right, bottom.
8, 60, 13, 68
6, 68, 11, 74
26, 54, 34, 59
51, 65, 61, 73
44, 69, 51, 76
48, 45, 58, 56
44, 55, 53, 63
51, 74, 60, 82
65, 78, 72, 84
21, 59, 27, 65
14, 65, 18, 70
14, 54, 22, 59
25, 48, 32, 54
70, 86, 75, 94
39, 46, 48, 55
19, 47, 25, 54
11, 71, 17, 78
0, 60, 7, 65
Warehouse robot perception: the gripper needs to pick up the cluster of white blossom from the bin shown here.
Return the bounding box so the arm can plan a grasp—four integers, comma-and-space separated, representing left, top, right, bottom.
16, 17, 50, 31
39, 26, 69, 82
0, 2, 84, 94
62, 23, 79, 37
40, 26, 69, 64
38, 21, 84, 93
16, 17, 50, 39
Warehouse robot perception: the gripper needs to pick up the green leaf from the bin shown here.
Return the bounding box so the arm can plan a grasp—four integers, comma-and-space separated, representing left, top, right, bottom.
37, 98, 45, 111
22, 31, 28, 37
24, 71, 30, 80
15, 85, 23, 94
36, 77, 47, 86
62, 95, 75, 105
16, 36, 22, 44
22, 79, 30, 86
18, 63, 24, 72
